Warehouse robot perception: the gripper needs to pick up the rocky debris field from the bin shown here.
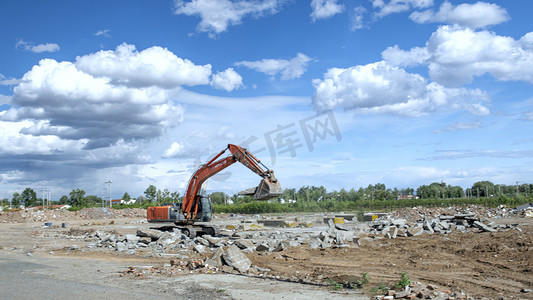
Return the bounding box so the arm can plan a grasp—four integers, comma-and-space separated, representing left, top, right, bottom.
1, 205, 533, 299
0, 207, 145, 223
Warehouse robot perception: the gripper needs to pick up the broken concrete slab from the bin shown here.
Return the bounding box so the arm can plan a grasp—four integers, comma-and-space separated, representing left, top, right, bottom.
234, 239, 255, 250
212, 247, 224, 267
125, 234, 140, 244
193, 244, 206, 253
391, 219, 407, 227
334, 223, 349, 231
204, 258, 218, 268
222, 245, 252, 273
407, 226, 424, 237
257, 219, 291, 227
363, 212, 388, 221
195, 236, 210, 246
115, 242, 127, 252
203, 235, 223, 246
473, 221, 496, 232
136, 229, 162, 240
391, 227, 398, 239
453, 213, 475, 219
423, 221, 434, 234
255, 244, 270, 252
335, 214, 355, 221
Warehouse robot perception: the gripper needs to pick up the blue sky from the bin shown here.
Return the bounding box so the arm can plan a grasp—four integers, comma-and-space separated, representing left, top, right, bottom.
0, 0, 532, 200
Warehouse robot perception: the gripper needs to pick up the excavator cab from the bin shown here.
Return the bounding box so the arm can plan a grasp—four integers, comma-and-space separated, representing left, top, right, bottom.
197, 195, 212, 222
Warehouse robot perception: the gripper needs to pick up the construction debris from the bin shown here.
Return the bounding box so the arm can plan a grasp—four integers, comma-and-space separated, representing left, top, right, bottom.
0, 207, 146, 223
367, 211, 520, 240
7, 204, 532, 299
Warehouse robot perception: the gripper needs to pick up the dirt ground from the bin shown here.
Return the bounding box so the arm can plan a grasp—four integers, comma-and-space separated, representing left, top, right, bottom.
250, 220, 533, 298
0, 208, 532, 299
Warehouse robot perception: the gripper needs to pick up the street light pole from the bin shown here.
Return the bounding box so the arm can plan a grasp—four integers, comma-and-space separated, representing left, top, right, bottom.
105, 181, 113, 207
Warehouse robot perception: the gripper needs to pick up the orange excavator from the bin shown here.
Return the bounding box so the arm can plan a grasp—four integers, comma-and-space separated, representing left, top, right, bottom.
147, 144, 282, 237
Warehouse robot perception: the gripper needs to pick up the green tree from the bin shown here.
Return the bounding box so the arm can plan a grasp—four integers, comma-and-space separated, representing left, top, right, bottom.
59, 195, 69, 204
161, 188, 173, 202
69, 189, 86, 206
85, 195, 102, 205
12, 192, 21, 207
122, 192, 131, 201
447, 185, 464, 198
209, 191, 228, 205
144, 185, 157, 201
348, 188, 358, 202
472, 181, 495, 197
170, 191, 180, 202
21, 188, 37, 207
282, 188, 296, 203
338, 188, 348, 201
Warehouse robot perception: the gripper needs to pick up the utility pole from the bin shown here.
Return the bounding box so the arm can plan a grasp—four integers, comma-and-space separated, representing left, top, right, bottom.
42, 188, 46, 208
105, 181, 113, 207
516, 181, 519, 196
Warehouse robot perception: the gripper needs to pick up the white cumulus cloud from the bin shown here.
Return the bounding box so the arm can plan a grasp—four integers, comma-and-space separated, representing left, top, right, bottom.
0, 119, 82, 155
235, 53, 312, 80
162, 141, 202, 158
94, 29, 111, 37
409, 1, 510, 29
383, 26, 533, 86
210, 68, 244, 91
5, 57, 185, 149
75, 43, 212, 88
372, 0, 433, 18
16, 40, 60, 53
174, 0, 285, 37
351, 6, 367, 31
310, 0, 345, 21
311, 61, 490, 116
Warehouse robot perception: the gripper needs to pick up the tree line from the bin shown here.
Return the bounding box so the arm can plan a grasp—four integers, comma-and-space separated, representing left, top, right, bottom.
3, 181, 532, 209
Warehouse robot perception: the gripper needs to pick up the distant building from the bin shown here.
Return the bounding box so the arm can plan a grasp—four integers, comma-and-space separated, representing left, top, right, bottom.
276, 198, 296, 204
110, 199, 136, 205
27, 205, 71, 210
397, 195, 418, 200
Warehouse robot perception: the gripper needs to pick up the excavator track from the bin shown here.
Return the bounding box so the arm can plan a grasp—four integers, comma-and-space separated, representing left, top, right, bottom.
150, 225, 220, 238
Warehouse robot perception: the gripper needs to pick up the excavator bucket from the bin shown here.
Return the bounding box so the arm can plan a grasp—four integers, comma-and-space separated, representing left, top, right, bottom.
254, 178, 282, 201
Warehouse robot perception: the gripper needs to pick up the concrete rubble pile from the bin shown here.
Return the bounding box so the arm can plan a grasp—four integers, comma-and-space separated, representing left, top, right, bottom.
389, 205, 516, 223
78, 220, 360, 266
50, 217, 361, 284
367, 212, 520, 239
513, 203, 533, 218
48, 208, 528, 298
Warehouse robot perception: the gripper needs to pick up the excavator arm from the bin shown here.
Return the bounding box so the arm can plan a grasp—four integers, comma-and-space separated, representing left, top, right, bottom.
181, 144, 282, 221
